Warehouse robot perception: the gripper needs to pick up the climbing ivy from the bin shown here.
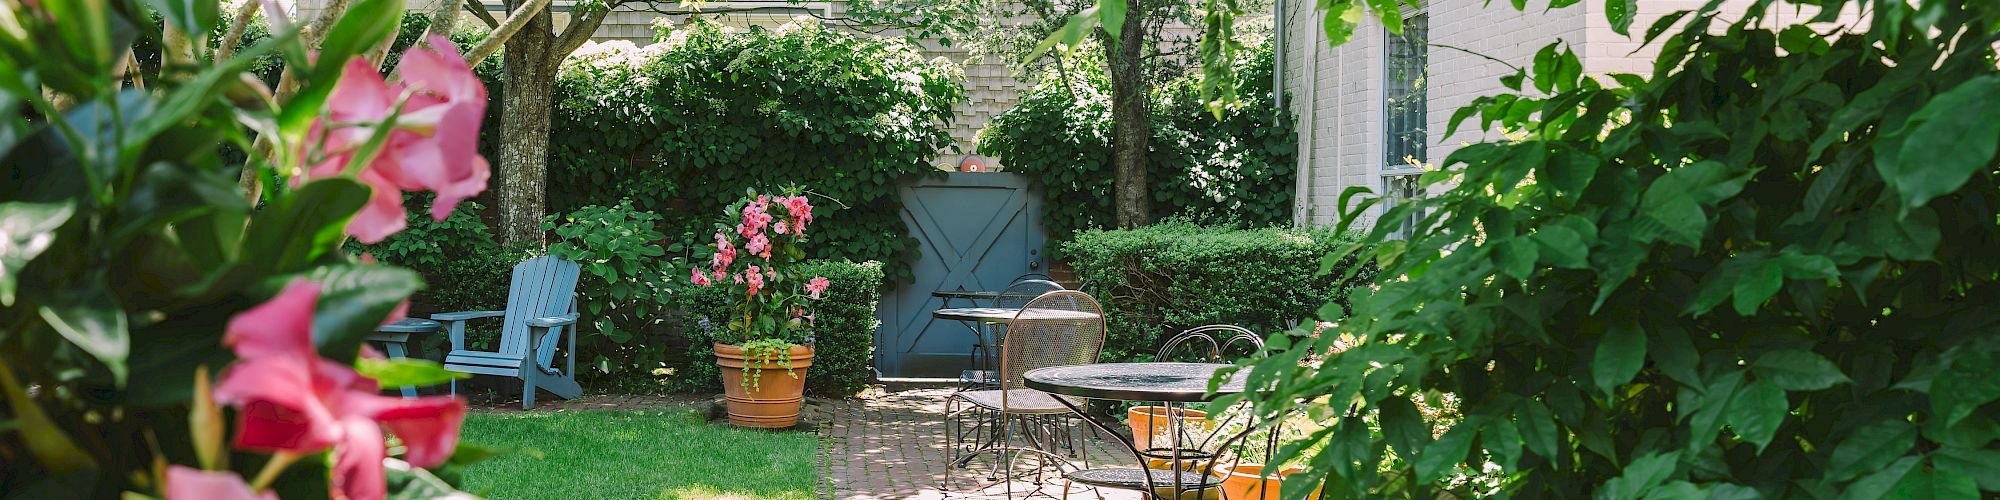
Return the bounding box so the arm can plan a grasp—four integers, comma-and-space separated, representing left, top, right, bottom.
547, 20, 964, 282
978, 42, 1295, 241
1228, 1, 2000, 497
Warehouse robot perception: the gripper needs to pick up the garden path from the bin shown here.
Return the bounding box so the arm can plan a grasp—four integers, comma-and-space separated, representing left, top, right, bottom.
812, 388, 1148, 499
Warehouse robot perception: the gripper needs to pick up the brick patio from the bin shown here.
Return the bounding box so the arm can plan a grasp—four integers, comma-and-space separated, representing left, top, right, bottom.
812, 388, 1152, 499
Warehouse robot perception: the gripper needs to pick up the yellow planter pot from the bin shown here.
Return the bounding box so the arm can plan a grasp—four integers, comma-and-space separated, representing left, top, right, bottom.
1215, 464, 1321, 500
1128, 405, 1209, 452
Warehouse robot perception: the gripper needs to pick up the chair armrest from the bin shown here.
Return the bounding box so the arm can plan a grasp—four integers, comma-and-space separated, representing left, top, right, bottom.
432, 310, 505, 321
527, 313, 579, 328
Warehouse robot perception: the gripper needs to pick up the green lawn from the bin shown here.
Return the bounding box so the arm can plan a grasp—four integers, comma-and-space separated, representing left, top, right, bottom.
458, 409, 819, 499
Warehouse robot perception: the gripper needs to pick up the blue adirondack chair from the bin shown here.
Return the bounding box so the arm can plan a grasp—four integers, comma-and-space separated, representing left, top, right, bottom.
436, 256, 584, 409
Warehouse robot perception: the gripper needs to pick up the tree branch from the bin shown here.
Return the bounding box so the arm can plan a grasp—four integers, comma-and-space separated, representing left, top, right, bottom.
215, 0, 261, 61
464, 0, 502, 29
553, 2, 622, 56
423, 0, 463, 39
465, 0, 553, 63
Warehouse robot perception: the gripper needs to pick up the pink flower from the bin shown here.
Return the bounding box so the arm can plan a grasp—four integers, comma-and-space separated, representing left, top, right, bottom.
165, 466, 275, 500
784, 195, 813, 221
745, 266, 766, 295
690, 267, 712, 286
299, 36, 491, 244
773, 221, 789, 235
713, 269, 728, 283
806, 276, 831, 300
746, 233, 771, 260
212, 281, 467, 500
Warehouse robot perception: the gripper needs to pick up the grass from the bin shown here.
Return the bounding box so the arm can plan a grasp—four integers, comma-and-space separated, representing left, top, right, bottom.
457, 409, 819, 499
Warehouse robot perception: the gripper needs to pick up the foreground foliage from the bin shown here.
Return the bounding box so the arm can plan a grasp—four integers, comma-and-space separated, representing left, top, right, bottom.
1232, 1, 2000, 497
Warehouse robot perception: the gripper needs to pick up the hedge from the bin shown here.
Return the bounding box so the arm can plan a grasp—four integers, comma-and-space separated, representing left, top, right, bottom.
548, 21, 963, 283
668, 260, 884, 398
1064, 221, 1371, 362
978, 42, 1296, 241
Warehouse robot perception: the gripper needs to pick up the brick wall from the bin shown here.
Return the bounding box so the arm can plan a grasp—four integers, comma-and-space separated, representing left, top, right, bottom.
1283, 0, 1858, 230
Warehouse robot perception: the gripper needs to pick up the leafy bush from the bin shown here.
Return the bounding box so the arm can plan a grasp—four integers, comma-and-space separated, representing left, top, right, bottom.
351, 197, 530, 354
545, 202, 687, 391
670, 260, 884, 398
546, 20, 964, 282
1233, 1, 2000, 497
1063, 220, 1368, 362
979, 43, 1297, 241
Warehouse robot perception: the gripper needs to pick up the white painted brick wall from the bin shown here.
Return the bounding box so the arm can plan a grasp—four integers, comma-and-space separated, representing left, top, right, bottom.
1285, 0, 1859, 230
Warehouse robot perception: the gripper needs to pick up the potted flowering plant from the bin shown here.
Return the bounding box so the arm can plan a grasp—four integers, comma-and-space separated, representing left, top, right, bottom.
690, 188, 830, 428
0, 1, 493, 498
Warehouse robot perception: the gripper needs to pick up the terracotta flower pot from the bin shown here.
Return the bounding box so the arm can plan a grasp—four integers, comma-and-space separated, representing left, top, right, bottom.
1215, 464, 1320, 500
1129, 406, 1209, 452
714, 343, 814, 429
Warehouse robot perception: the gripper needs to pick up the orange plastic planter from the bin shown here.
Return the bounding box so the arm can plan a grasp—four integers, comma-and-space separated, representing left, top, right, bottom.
1215, 464, 1321, 500
1128, 406, 1209, 452
714, 343, 814, 429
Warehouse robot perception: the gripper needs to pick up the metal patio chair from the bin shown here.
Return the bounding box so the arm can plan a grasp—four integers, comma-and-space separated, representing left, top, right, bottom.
961, 278, 1066, 388
944, 290, 1107, 496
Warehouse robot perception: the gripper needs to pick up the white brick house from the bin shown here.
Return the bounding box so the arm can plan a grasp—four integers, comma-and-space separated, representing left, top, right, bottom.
1278, 0, 1849, 229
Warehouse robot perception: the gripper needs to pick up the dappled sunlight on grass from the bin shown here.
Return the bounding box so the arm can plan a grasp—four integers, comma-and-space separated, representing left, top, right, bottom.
459, 409, 816, 499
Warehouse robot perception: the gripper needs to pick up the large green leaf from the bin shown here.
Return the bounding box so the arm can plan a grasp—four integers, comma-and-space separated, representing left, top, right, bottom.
1593, 321, 1646, 396
355, 358, 469, 388
1517, 399, 1559, 459
287, 264, 424, 363
1600, 450, 1678, 500
1931, 349, 2000, 428
1605, 0, 1637, 35
1413, 418, 1480, 482
1930, 447, 2000, 491
1825, 419, 1915, 483
37, 282, 130, 385
0, 201, 74, 306
142, 0, 219, 48
1096, 0, 1126, 43
1379, 395, 1427, 460
1750, 349, 1850, 391
1725, 379, 1786, 453
242, 178, 370, 274
1880, 76, 2000, 212
276, 0, 405, 137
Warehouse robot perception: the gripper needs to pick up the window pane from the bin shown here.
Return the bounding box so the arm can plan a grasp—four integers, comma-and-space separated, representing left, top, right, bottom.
1384, 14, 1428, 169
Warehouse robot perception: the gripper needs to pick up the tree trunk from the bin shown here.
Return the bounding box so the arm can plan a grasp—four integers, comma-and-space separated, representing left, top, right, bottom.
495, 10, 556, 246
1105, 0, 1151, 229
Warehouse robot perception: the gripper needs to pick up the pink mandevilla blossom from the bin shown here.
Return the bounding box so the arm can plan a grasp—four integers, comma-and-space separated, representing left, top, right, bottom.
211, 281, 467, 500
690, 267, 713, 286
300, 36, 491, 244
165, 466, 275, 500
806, 276, 831, 300
773, 221, 789, 235
746, 233, 772, 260
745, 266, 766, 295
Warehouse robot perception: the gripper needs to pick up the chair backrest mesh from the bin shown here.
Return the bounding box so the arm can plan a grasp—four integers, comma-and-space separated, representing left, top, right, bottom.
999, 290, 1106, 393
990, 279, 1065, 309
1156, 324, 1265, 363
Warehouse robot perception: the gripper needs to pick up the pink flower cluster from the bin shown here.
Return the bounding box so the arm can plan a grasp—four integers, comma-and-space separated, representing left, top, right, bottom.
692, 193, 822, 298
187, 281, 466, 500
300, 36, 491, 244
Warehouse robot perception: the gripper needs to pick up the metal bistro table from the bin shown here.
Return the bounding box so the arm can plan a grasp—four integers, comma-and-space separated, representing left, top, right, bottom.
933, 307, 1100, 385
931, 289, 1001, 306
1025, 362, 1245, 499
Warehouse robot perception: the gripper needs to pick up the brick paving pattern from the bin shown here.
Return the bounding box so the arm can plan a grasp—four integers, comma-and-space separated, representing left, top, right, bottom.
812, 388, 1151, 499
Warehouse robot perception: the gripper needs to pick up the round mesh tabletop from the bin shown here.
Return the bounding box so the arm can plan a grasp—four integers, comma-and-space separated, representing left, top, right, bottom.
1066, 467, 1222, 490
931, 290, 1001, 301
1023, 362, 1244, 402
930, 307, 1101, 323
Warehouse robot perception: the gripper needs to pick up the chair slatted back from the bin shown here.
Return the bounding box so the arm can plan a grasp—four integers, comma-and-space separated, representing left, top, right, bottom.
496, 256, 582, 358
999, 290, 1106, 392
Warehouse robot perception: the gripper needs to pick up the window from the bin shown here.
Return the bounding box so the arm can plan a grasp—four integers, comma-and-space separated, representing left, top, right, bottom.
1383, 14, 1428, 171
1383, 173, 1424, 237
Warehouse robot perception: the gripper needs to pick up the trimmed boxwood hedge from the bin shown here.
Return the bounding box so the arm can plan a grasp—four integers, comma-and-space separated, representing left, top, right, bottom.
1064, 221, 1372, 362
668, 260, 884, 398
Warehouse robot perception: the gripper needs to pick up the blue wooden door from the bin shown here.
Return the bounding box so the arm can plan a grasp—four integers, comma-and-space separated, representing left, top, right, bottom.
876, 173, 1046, 378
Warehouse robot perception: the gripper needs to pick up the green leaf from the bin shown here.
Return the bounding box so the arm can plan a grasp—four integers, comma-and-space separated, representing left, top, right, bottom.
1495, 238, 1538, 281
0, 201, 74, 306
1543, 149, 1598, 195
1414, 418, 1480, 482
1931, 447, 2000, 491
242, 178, 370, 274
1887, 465, 1979, 500
1532, 217, 1593, 269
1880, 76, 2000, 212
1838, 456, 1920, 500
1931, 350, 2000, 428
1096, 0, 1126, 43
1028, 7, 1100, 60
1484, 416, 1523, 470
278, 0, 406, 137
1518, 399, 1559, 459
1601, 451, 1679, 500
1605, 0, 1637, 35
355, 358, 468, 388
1825, 419, 1915, 483
289, 264, 424, 363
1751, 350, 1849, 391
38, 283, 130, 385
1379, 395, 1426, 459
1726, 379, 1787, 453
1594, 321, 1646, 396
1731, 257, 1783, 316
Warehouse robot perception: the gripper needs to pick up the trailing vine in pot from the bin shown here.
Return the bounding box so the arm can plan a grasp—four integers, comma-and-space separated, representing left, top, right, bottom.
691, 187, 831, 428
